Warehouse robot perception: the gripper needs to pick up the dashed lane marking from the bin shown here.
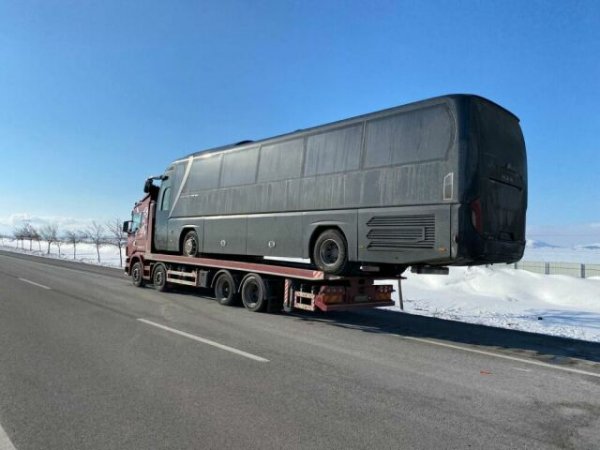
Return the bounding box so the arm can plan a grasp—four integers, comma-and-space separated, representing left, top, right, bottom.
137, 319, 270, 363
0, 421, 17, 450
18, 278, 51, 290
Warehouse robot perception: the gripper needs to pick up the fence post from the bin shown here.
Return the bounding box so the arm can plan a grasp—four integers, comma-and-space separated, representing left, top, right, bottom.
581, 264, 586, 279
545, 262, 550, 275
514, 262, 518, 269
397, 278, 404, 311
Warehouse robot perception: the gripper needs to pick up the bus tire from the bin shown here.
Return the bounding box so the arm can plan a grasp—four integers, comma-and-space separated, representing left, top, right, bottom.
312, 229, 348, 275
152, 263, 168, 292
131, 260, 145, 287
182, 230, 199, 257
214, 271, 239, 306
240, 273, 268, 312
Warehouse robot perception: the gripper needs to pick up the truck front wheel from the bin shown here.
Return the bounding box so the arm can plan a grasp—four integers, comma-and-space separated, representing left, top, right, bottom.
182, 230, 199, 257
131, 261, 145, 287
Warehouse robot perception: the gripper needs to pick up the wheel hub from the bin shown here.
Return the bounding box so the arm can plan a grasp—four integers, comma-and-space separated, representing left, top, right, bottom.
320, 239, 340, 265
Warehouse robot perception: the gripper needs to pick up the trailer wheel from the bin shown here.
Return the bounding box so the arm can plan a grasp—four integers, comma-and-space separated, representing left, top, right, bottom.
182, 230, 199, 257
152, 263, 168, 292
214, 271, 239, 306
312, 229, 348, 275
131, 260, 145, 287
240, 273, 268, 312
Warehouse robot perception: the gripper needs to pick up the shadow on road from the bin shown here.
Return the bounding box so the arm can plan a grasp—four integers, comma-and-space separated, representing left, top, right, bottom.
288, 308, 600, 365
165, 283, 600, 366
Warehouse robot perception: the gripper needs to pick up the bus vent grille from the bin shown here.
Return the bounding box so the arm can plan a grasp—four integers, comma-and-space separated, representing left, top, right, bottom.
366, 215, 435, 250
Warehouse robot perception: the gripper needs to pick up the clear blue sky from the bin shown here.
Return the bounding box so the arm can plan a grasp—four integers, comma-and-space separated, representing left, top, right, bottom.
1, 0, 598, 234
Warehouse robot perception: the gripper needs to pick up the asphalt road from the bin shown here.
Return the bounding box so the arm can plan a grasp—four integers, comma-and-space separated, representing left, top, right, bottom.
1, 250, 599, 449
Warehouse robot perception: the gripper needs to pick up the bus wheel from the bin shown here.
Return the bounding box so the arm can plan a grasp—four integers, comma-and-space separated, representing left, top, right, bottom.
152, 263, 168, 292
182, 230, 199, 257
313, 229, 348, 275
240, 273, 268, 312
214, 271, 239, 306
131, 261, 145, 287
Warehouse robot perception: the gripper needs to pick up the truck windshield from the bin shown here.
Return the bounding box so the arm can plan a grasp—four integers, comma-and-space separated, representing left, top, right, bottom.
131, 212, 143, 233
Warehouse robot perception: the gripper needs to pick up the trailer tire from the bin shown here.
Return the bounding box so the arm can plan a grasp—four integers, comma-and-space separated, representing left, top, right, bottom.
214, 271, 239, 306
240, 273, 268, 312
152, 263, 168, 292
182, 230, 199, 257
312, 229, 348, 275
131, 260, 145, 287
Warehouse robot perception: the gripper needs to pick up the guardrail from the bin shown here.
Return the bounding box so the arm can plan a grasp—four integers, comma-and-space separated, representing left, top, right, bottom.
514, 261, 600, 279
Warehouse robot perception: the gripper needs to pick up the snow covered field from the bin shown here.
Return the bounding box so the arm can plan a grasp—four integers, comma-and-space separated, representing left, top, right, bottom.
2, 238, 600, 343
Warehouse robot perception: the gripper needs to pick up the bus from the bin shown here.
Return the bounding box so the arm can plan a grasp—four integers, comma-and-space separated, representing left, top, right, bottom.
144, 94, 527, 275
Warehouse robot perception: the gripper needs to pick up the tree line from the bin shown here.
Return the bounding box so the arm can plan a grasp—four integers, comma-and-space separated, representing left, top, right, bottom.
5, 219, 127, 266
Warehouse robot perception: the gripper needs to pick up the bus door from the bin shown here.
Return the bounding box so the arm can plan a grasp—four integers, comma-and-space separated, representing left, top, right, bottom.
154, 169, 174, 251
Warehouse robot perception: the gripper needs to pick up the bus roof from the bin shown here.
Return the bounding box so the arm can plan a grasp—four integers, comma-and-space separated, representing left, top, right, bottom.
176, 94, 519, 163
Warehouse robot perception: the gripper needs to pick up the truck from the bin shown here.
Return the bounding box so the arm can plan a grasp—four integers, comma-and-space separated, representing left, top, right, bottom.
124, 195, 396, 312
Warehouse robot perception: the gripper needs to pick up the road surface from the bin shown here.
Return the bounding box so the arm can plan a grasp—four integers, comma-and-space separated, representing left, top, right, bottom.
0, 250, 599, 449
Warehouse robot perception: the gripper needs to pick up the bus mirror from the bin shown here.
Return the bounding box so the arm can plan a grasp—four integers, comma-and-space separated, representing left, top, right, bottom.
122, 220, 132, 233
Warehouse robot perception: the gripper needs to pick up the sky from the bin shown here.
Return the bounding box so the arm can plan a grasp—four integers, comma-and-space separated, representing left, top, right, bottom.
0, 0, 599, 244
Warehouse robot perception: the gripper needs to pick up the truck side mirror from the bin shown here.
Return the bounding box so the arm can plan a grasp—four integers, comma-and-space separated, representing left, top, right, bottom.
143, 179, 153, 193
122, 220, 132, 233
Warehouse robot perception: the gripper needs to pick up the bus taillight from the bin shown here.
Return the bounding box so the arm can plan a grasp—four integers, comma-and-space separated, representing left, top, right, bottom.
470, 198, 483, 234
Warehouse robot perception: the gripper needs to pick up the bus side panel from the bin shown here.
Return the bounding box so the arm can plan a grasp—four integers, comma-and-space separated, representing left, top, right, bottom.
203, 217, 247, 255
246, 213, 304, 257
357, 205, 452, 265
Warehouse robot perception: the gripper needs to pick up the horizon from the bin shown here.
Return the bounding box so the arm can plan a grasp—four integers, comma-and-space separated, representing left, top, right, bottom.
1, 1, 599, 242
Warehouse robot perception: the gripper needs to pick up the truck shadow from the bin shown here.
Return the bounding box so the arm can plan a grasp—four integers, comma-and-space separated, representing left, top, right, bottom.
164, 284, 600, 366
291, 308, 600, 365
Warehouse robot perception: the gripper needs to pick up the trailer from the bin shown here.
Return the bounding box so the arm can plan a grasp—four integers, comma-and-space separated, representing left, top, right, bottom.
124, 198, 397, 313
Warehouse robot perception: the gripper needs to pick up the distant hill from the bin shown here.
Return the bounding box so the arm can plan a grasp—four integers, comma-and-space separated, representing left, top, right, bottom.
573, 243, 600, 251
526, 239, 560, 249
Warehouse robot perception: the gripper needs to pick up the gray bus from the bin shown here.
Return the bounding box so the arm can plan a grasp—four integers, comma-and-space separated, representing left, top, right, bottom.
149, 94, 527, 275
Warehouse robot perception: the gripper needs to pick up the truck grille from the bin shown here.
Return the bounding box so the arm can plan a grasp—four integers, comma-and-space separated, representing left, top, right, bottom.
366, 215, 435, 250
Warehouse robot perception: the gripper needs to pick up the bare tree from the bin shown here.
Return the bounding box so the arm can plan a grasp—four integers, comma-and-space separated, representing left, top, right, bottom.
12, 226, 26, 249
12, 223, 38, 251
55, 237, 64, 257
106, 218, 126, 267
86, 221, 106, 263
39, 224, 59, 254
21, 223, 35, 251
64, 230, 84, 259
31, 225, 41, 251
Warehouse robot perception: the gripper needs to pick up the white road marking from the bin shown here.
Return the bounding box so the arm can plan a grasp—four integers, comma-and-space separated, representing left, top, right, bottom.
0, 422, 17, 450
18, 278, 51, 290
137, 319, 270, 363
401, 336, 600, 379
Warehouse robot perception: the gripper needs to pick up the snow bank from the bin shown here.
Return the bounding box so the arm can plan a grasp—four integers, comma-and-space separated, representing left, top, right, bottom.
382, 266, 600, 342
